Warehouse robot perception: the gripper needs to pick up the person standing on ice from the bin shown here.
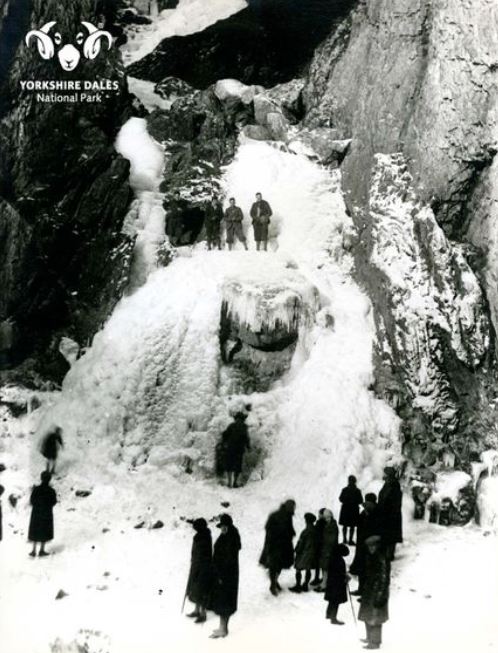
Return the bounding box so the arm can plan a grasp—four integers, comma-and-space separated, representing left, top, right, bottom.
259, 499, 296, 596
165, 190, 186, 246
40, 426, 64, 474
350, 493, 380, 597
250, 192, 272, 251
377, 467, 403, 561
204, 196, 224, 250
324, 543, 350, 625
224, 198, 248, 251
185, 518, 213, 623
310, 507, 326, 586
28, 471, 57, 557
358, 535, 391, 650
210, 513, 241, 639
315, 508, 339, 592
339, 475, 363, 545
289, 512, 316, 593
220, 413, 250, 489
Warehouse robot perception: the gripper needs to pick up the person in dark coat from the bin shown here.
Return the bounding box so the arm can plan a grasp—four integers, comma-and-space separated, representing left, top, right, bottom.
165, 191, 186, 246
186, 518, 212, 623
259, 499, 296, 596
339, 475, 364, 544
290, 512, 316, 593
40, 426, 63, 473
315, 509, 339, 591
210, 514, 241, 639
224, 198, 248, 251
377, 467, 403, 561
205, 197, 223, 250
250, 192, 272, 251
0, 484, 4, 542
350, 493, 381, 596
310, 507, 326, 586
220, 413, 250, 488
358, 535, 391, 650
324, 543, 350, 625
28, 471, 57, 557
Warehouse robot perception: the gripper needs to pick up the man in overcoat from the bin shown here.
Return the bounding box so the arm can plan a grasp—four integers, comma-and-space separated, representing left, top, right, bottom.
377, 467, 403, 560
250, 192, 272, 251
358, 535, 391, 649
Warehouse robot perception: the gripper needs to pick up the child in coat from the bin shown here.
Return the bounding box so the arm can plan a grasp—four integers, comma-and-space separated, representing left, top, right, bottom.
324, 543, 350, 625
290, 512, 316, 592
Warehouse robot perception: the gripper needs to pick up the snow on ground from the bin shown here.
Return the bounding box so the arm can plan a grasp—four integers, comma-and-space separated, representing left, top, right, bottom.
127, 76, 173, 112
122, 0, 248, 66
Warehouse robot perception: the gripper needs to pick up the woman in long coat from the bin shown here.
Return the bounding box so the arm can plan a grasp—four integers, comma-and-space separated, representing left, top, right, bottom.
339, 475, 363, 544
350, 493, 380, 596
28, 471, 57, 557
259, 499, 296, 595
377, 467, 403, 560
324, 543, 350, 624
315, 509, 338, 591
210, 514, 241, 638
358, 535, 391, 650
186, 518, 212, 623
220, 413, 250, 489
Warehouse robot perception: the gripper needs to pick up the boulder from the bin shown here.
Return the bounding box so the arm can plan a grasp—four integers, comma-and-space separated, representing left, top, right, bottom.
253, 95, 279, 127
266, 112, 289, 142
242, 125, 272, 141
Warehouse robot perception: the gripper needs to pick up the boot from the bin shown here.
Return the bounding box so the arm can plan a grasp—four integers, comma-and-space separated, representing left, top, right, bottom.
289, 585, 301, 593
363, 645, 380, 650
331, 619, 345, 625
310, 577, 321, 586
194, 615, 206, 624
210, 630, 227, 639
301, 583, 309, 592
186, 611, 200, 618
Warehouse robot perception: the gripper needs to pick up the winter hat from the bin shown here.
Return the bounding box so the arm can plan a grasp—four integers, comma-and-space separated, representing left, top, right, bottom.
364, 493, 377, 504
364, 535, 381, 546
304, 512, 316, 524
383, 466, 397, 478
217, 513, 233, 528
335, 543, 350, 557
348, 475, 357, 484
40, 471, 52, 483
193, 518, 208, 532
234, 412, 247, 421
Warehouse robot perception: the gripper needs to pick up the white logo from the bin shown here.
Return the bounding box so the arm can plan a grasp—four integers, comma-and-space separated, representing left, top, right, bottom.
25, 21, 113, 71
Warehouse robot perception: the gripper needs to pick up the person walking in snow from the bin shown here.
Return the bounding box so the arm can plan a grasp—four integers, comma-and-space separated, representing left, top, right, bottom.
204, 196, 224, 250
377, 467, 403, 561
219, 413, 250, 489
289, 512, 316, 593
40, 426, 64, 474
339, 475, 363, 545
185, 518, 213, 623
28, 471, 57, 557
324, 543, 350, 625
165, 190, 186, 246
259, 499, 296, 596
350, 493, 381, 597
358, 535, 391, 650
210, 513, 241, 639
315, 508, 339, 592
310, 507, 326, 586
224, 198, 248, 251
250, 192, 272, 251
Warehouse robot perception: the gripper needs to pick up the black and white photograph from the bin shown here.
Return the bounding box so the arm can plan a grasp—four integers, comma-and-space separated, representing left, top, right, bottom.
0, 1, 497, 651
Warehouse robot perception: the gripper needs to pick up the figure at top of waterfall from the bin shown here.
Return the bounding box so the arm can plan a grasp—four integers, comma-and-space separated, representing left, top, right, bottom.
204, 196, 223, 251
218, 413, 250, 488
250, 192, 272, 252
224, 198, 248, 252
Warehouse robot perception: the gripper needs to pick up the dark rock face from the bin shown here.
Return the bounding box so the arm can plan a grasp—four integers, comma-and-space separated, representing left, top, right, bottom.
127, 0, 356, 88
0, 0, 136, 375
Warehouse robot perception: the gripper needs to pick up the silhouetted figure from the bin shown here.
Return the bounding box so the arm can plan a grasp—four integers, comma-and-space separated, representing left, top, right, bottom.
339, 475, 363, 544
350, 493, 380, 596
220, 413, 250, 488
315, 508, 338, 591
250, 192, 272, 251
40, 427, 64, 474
224, 198, 248, 251
205, 196, 223, 250
28, 471, 57, 557
377, 467, 403, 561
310, 507, 326, 586
260, 499, 296, 596
165, 190, 187, 246
325, 543, 350, 625
358, 535, 391, 650
186, 518, 212, 623
0, 484, 4, 542
290, 512, 316, 593
210, 514, 241, 639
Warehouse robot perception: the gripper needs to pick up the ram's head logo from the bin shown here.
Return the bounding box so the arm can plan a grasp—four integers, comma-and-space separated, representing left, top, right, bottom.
25, 21, 113, 71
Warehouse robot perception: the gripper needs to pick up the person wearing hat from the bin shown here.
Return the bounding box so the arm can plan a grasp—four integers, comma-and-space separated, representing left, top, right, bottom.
377, 467, 403, 561
314, 508, 339, 592
204, 196, 224, 250
259, 499, 296, 596
324, 543, 350, 625
350, 493, 380, 596
210, 514, 241, 638
219, 413, 251, 489
250, 192, 272, 251
290, 512, 316, 593
185, 518, 213, 623
224, 198, 248, 251
338, 475, 364, 545
358, 535, 391, 649
28, 471, 57, 557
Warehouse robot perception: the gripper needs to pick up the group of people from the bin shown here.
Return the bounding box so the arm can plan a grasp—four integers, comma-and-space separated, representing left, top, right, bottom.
166, 191, 273, 251
185, 468, 403, 649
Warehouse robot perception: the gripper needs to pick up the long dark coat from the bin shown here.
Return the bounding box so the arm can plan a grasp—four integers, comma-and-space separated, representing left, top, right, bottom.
40, 431, 63, 461
319, 519, 339, 569
187, 528, 212, 606
313, 517, 325, 568
324, 550, 348, 605
358, 549, 390, 625
211, 525, 241, 617
221, 421, 250, 474
294, 525, 316, 570
378, 479, 403, 544
339, 486, 363, 526
350, 506, 381, 577
205, 203, 223, 240
259, 508, 295, 570
28, 484, 57, 542
250, 200, 272, 241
